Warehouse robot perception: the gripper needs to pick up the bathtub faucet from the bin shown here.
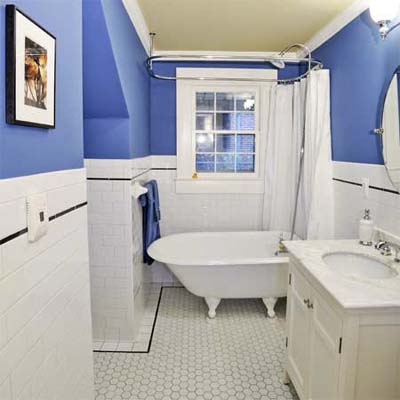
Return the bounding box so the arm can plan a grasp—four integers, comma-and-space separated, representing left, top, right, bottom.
274, 234, 288, 256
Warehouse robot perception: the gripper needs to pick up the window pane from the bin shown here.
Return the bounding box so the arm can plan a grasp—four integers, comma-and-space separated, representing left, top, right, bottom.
236, 93, 255, 111
216, 154, 235, 172
236, 154, 255, 172
196, 113, 214, 131
216, 93, 234, 111
236, 113, 255, 130
196, 154, 215, 172
196, 133, 215, 152
216, 134, 235, 152
216, 113, 235, 130
196, 92, 214, 111
237, 134, 255, 153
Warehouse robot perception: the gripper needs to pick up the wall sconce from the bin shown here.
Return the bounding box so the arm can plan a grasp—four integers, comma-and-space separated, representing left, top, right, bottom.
370, 0, 400, 39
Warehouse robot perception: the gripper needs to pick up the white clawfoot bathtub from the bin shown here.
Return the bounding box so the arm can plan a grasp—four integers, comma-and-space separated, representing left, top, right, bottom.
148, 231, 290, 318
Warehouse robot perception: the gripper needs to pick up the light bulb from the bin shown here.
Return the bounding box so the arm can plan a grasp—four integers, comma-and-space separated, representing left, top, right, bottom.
370, 0, 400, 23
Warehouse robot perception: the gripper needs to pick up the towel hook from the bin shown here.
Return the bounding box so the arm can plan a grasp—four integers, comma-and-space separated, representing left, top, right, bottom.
132, 181, 148, 199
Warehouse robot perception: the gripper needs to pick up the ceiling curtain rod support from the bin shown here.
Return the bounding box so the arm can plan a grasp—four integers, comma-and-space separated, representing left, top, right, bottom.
146, 34, 323, 84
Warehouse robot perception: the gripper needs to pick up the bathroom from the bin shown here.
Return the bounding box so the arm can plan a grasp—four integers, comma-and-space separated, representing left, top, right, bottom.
1, 0, 400, 398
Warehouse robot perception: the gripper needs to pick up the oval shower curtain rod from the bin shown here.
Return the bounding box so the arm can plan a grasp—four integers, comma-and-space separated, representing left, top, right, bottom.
145, 33, 324, 84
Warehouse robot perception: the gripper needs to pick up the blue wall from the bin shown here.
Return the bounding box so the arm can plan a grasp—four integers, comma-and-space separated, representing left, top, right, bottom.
0, 0, 83, 178
313, 11, 400, 164
151, 12, 400, 163
150, 62, 300, 155
83, 0, 150, 159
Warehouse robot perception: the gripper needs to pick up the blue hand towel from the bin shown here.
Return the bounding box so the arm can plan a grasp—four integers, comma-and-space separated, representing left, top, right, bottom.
139, 180, 161, 265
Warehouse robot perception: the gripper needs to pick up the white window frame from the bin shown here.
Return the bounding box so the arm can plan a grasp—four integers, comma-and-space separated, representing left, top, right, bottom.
176, 68, 277, 194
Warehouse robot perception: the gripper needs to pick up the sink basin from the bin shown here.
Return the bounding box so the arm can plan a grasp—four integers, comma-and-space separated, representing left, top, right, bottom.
322, 252, 398, 279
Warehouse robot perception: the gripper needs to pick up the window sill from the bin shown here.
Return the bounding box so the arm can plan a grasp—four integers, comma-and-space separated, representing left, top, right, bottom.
175, 178, 264, 194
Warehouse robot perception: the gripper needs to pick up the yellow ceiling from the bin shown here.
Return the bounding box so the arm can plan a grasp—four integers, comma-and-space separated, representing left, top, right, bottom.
137, 0, 358, 52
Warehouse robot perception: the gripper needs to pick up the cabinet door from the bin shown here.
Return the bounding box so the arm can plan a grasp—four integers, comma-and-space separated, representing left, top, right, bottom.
286, 266, 312, 399
308, 289, 342, 400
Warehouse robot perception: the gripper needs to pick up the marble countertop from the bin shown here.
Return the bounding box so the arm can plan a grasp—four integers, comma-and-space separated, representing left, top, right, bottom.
284, 240, 400, 311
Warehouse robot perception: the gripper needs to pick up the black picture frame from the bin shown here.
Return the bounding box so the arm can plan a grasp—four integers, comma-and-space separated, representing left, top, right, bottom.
5, 5, 56, 129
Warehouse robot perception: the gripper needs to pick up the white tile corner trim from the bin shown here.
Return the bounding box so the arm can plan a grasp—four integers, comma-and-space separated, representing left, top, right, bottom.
0, 168, 94, 400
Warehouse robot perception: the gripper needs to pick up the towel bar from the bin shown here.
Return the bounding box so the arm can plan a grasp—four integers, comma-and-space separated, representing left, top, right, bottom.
132, 181, 148, 199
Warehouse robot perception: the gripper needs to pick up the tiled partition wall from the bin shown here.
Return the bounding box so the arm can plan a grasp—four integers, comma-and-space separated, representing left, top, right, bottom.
0, 169, 94, 400
333, 162, 400, 238
86, 158, 150, 342
87, 155, 265, 286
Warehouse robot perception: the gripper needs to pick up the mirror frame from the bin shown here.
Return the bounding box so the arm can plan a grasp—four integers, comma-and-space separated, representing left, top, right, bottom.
376, 66, 400, 193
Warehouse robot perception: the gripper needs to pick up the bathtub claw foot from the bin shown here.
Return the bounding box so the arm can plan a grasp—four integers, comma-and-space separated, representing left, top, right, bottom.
205, 297, 221, 319
262, 297, 278, 318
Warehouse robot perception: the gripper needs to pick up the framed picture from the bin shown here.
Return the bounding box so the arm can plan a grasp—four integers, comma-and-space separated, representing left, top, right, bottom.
6, 5, 56, 129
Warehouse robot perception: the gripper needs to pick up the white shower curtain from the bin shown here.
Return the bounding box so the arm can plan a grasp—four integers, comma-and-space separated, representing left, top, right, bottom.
262, 81, 305, 233
262, 70, 334, 240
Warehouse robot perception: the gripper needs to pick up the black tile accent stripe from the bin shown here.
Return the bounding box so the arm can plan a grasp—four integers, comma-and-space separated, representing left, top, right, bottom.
87, 177, 132, 181
93, 286, 184, 355
368, 184, 400, 195
333, 177, 400, 195
0, 228, 28, 246
132, 170, 152, 179
48, 201, 88, 221
0, 201, 88, 246
333, 178, 362, 187
87, 170, 150, 181
86, 167, 176, 182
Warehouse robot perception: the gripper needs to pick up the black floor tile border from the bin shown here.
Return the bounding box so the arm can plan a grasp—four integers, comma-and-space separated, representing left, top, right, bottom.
333, 178, 400, 195
0, 201, 88, 246
93, 286, 183, 355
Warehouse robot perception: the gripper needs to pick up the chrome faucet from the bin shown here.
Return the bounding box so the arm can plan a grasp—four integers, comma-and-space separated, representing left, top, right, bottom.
375, 241, 400, 262
275, 234, 288, 256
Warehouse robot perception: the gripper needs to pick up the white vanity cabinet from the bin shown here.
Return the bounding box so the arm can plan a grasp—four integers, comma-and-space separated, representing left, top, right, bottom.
285, 257, 400, 400
286, 262, 342, 399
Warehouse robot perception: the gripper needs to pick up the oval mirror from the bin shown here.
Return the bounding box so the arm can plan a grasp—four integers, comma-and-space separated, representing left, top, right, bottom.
379, 69, 400, 192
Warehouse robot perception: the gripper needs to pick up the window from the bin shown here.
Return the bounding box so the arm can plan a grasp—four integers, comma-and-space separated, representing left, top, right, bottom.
195, 92, 256, 173
176, 68, 277, 193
